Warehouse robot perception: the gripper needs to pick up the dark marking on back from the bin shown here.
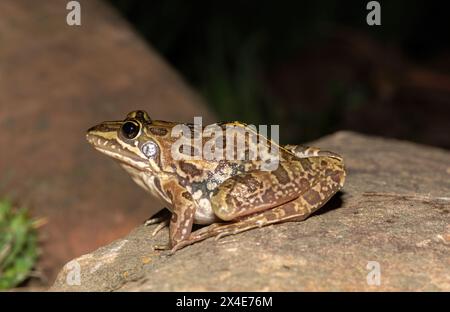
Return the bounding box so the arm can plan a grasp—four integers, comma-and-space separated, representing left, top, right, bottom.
303, 189, 321, 206
150, 127, 168, 136
273, 164, 290, 184
331, 171, 343, 184
298, 178, 311, 191
300, 158, 312, 171
179, 161, 202, 177
182, 191, 193, 200
232, 175, 263, 193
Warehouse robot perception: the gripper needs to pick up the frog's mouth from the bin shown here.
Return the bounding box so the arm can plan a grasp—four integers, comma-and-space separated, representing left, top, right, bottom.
86, 130, 148, 171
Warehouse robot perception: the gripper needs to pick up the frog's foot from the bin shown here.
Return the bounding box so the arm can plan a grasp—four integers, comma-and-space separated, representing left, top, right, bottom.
144, 208, 171, 226
144, 209, 171, 236
151, 219, 170, 236
168, 223, 226, 253
144, 217, 164, 226
153, 243, 171, 251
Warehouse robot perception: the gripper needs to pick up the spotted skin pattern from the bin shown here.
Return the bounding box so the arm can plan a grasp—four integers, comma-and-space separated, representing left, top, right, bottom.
86, 110, 346, 252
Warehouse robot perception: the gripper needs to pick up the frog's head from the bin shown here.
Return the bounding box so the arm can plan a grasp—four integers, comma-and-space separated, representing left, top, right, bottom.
86, 110, 172, 173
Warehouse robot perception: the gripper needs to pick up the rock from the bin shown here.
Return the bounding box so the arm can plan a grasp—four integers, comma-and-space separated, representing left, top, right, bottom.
0, 0, 214, 282
50, 131, 450, 291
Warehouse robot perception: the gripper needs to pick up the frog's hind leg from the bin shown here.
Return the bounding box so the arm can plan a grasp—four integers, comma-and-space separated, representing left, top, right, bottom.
171, 167, 344, 252
195, 196, 315, 243
210, 155, 344, 222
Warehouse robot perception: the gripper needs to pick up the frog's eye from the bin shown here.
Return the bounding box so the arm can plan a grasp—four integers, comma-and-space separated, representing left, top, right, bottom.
141, 141, 158, 158
121, 121, 140, 139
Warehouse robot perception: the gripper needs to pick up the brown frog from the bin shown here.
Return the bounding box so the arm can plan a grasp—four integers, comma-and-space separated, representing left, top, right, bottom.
86, 110, 345, 252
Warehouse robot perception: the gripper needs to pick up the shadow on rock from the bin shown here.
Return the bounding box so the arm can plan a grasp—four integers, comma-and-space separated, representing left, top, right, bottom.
312, 191, 345, 216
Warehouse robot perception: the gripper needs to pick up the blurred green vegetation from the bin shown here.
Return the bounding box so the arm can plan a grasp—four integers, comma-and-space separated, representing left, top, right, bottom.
0, 200, 39, 289
109, 0, 449, 143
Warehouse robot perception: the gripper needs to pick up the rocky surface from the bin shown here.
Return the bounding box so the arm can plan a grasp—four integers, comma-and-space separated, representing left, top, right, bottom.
50, 131, 450, 291
0, 0, 214, 283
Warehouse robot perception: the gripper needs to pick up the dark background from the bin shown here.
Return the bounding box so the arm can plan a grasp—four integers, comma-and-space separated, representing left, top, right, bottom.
109, 0, 450, 147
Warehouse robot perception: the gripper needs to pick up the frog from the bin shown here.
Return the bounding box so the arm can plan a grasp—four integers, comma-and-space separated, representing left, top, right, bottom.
86, 110, 346, 252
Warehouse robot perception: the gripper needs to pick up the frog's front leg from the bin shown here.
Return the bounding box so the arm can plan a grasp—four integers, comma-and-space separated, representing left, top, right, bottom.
211, 158, 341, 221
150, 181, 196, 250
155, 181, 196, 251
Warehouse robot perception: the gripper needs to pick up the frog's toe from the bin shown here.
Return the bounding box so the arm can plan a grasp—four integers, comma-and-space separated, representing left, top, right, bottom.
151, 219, 170, 236
169, 241, 192, 253
145, 218, 159, 226
153, 243, 171, 251
215, 229, 239, 240
144, 209, 171, 226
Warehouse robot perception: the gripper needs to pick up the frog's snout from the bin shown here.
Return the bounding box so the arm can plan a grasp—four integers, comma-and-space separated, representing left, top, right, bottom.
86, 124, 111, 148
85, 131, 96, 145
